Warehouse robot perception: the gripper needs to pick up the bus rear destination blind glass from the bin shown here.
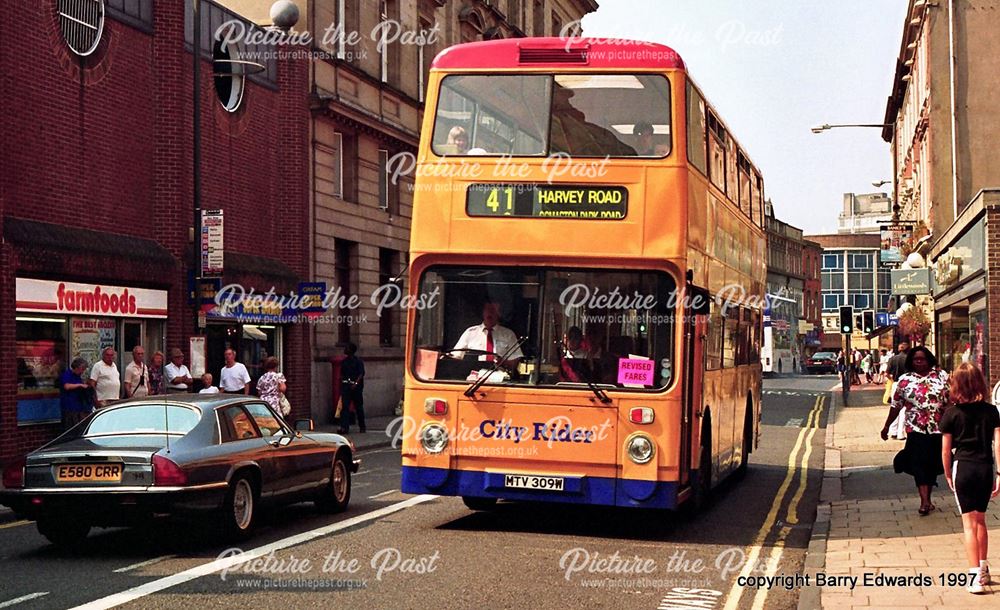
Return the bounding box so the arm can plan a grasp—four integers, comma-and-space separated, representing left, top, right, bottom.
466, 184, 628, 219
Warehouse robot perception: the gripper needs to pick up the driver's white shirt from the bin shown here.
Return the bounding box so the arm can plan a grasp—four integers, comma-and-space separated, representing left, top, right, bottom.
453, 323, 523, 360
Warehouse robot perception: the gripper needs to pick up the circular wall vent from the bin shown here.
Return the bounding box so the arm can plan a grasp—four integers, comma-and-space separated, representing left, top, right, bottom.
58, 0, 106, 57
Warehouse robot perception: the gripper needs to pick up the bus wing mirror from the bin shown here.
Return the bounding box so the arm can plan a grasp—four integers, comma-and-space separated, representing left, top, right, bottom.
688, 286, 712, 316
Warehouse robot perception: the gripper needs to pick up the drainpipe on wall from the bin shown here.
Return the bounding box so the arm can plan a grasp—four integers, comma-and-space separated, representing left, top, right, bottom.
948, 0, 959, 220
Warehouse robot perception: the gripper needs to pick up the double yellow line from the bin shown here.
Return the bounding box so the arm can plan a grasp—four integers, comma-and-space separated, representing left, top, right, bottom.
723, 393, 825, 610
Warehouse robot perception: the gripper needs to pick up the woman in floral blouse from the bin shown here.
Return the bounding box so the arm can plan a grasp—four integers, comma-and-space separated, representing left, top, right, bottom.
256, 357, 287, 416
882, 346, 950, 515
148, 351, 165, 396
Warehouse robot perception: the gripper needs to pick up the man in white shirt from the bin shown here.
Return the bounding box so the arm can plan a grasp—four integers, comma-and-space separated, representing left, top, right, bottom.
164, 348, 193, 393
89, 347, 121, 408
453, 301, 523, 368
220, 348, 252, 394
123, 345, 149, 398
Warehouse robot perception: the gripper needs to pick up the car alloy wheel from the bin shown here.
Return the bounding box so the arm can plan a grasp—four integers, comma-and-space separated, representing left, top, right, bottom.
315, 453, 351, 514
232, 478, 254, 531
221, 474, 257, 540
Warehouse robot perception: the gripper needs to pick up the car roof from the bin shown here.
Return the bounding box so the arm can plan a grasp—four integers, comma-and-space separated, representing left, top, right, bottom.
110, 394, 266, 411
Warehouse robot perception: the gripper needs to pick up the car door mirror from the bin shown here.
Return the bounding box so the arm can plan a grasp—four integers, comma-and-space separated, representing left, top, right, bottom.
294, 418, 314, 432
269, 434, 293, 447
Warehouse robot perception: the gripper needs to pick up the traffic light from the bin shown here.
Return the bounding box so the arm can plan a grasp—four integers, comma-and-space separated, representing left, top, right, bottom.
863, 310, 875, 334
839, 305, 853, 334
855, 314, 863, 331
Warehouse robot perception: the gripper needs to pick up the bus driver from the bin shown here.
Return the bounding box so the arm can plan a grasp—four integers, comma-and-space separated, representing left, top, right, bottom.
453, 301, 523, 369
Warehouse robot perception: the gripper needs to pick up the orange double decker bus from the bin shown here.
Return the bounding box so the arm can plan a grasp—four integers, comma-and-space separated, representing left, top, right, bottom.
401, 38, 767, 511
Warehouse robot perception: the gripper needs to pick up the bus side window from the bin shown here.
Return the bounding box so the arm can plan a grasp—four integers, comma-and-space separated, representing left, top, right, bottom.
723, 307, 738, 369
706, 307, 723, 371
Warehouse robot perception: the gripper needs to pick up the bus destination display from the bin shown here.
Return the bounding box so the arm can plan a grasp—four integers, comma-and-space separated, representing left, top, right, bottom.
466, 184, 628, 219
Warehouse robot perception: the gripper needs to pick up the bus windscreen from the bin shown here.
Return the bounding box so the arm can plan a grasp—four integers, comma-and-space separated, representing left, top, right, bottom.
432, 74, 672, 158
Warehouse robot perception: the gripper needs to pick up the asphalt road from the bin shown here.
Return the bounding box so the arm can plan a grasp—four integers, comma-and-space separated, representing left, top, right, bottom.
0, 375, 836, 610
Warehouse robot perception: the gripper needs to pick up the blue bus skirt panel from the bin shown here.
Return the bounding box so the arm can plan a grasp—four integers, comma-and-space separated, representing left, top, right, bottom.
401, 466, 680, 509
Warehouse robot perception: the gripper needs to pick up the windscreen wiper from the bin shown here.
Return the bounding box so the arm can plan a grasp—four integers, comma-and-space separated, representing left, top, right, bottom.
562, 346, 612, 404
464, 336, 528, 398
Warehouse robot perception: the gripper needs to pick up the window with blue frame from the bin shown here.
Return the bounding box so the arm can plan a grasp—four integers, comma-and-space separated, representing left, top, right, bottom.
849, 253, 873, 270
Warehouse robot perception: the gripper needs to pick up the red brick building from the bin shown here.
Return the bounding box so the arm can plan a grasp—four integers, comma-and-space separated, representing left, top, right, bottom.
0, 1, 310, 464
802, 239, 824, 358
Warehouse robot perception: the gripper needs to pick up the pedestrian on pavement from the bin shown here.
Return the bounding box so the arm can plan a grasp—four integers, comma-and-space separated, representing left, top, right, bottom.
60, 357, 93, 430
861, 351, 873, 384
878, 349, 889, 384
338, 342, 366, 434
940, 362, 1000, 594
123, 345, 149, 398
164, 348, 193, 393
882, 346, 950, 516
256, 357, 288, 417
89, 347, 121, 408
148, 350, 165, 396
886, 341, 911, 439
219, 348, 252, 394
198, 373, 220, 394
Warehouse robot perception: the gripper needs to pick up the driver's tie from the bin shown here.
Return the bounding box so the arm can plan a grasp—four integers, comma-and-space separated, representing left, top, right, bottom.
485, 328, 495, 362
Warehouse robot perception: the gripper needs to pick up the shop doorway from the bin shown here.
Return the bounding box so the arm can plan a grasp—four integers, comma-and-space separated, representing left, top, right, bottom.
206, 323, 281, 392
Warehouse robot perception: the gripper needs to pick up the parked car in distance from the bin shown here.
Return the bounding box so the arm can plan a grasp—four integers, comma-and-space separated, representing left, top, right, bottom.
0, 395, 359, 547
805, 351, 838, 374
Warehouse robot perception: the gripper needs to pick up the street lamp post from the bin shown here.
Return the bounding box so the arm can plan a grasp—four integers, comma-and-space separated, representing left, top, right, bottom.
193, 0, 203, 335
810, 123, 893, 134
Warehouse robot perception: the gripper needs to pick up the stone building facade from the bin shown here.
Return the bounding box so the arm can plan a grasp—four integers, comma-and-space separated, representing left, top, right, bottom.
227, 0, 598, 421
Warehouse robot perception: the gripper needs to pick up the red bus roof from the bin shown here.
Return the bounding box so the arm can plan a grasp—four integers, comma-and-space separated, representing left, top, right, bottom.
431, 37, 685, 71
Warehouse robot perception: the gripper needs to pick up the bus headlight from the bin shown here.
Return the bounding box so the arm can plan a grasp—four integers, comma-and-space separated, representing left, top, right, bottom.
626, 434, 655, 464
420, 423, 449, 454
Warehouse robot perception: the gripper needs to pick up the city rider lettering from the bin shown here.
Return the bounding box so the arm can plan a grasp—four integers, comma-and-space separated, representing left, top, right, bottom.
479, 420, 528, 443
532, 422, 594, 443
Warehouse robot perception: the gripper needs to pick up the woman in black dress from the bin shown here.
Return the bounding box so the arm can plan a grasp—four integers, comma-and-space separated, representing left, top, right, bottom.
941, 362, 1000, 594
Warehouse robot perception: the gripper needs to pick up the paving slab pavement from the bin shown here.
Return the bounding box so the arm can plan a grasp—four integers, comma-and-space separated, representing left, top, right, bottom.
800, 387, 1000, 608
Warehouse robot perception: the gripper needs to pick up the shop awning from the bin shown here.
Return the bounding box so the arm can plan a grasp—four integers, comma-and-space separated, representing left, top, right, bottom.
5, 217, 178, 284
242, 324, 268, 340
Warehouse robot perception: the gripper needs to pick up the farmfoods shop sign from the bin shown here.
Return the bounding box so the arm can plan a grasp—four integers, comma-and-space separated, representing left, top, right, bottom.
15, 278, 168, 319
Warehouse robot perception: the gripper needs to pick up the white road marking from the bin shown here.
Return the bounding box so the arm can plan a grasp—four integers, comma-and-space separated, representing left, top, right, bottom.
358, 447, 399, 456
69, 494, 437, 610
0, 520, 29, 530
0, 593, 49, 608
784, 418, 803, 427
657, 587, 723, 609
368, 489, 398, 499
112, 555, 176, 573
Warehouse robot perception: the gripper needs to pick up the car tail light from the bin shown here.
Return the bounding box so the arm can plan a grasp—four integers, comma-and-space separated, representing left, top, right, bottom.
629, 407, 654, 424
2, 457, 26, 489
152, 455, 187, 486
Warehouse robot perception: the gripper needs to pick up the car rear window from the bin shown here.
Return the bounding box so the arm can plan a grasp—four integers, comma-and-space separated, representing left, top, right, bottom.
86, 404, 200, 437
812, 353, 835, 359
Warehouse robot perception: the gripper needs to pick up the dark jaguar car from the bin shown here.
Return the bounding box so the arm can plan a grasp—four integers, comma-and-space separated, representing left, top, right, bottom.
0, 395, 359, 546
